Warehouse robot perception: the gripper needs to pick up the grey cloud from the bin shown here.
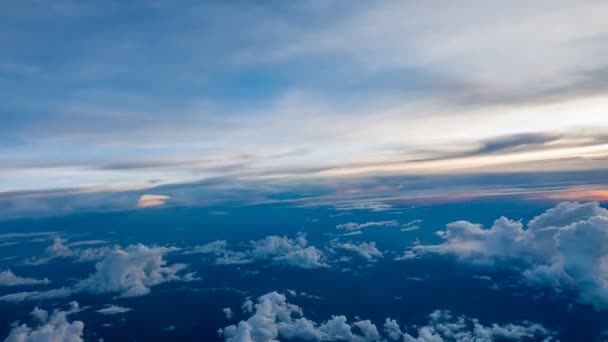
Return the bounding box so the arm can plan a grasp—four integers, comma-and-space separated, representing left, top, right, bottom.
472, 133, 561, 155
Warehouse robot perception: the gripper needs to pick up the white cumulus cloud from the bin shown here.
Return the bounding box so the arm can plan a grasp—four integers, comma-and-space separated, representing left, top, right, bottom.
3, 302, 84, 342
400, 202, 608, 309
190, 234, 328, 269
221, 291, 554, 342
331, 241, 383, 262
0, 244, 193, 302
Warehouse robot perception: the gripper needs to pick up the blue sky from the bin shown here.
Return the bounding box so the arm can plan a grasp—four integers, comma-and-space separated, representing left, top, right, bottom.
1, 0, 608, 216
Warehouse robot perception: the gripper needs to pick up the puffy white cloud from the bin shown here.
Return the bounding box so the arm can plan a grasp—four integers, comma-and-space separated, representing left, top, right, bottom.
383, 318, 403, 341
3, 302, 84, 342
191, 234, 328, 269
400, 202, 608, 309
74, 244, 189, 297
1, 244, 193, 302
399, 310, 554, 342
331, 241, 383, 262
0, 270, 50, 286
221, 291, 553, 342
528, 201, 608, 230
97, 304, 132, 315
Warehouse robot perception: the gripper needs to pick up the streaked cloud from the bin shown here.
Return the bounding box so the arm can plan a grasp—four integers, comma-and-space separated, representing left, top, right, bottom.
531, 189, 608, 202
96, 305, 132, 315
0, 1, 607, 215
0, 270, 50, 286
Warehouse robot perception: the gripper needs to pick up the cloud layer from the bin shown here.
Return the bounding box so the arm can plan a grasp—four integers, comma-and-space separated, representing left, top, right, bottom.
1, 1, 608, 207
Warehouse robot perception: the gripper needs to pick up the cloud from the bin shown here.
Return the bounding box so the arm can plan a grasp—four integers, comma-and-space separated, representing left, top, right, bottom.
0, 232, 57, 247
190, 234, 328, 269
400, 202, 608, 309
534, 189, 608, 202
470, 133, 561, 156
0, 244, 193, 302
396, 310, 554, 342
0, 287, 72, 303
136, 194, 170, 208
1, 1, 608, 205
267, 2, 608, 105
0, 270, 50, 286
185, 240, 229, 255
73, 244, 190, 297
251, 235, 328, 269
97, 305, 132, 315
3, 301, 84, 342
25, 238, 111, 265
330, 241, 383, 262
223, 307, 233, 319
401, 219, 422, 232
221, 291, 554, 342
336, 220, 399, 232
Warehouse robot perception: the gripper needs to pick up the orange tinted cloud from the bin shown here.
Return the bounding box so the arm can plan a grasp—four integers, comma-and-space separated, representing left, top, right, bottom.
137, 194, 170, 208
533, 189, 608, 202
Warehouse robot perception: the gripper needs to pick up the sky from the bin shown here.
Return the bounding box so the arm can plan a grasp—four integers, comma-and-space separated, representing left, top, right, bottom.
4, 3, 608, 341
1, 0, 608, 217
